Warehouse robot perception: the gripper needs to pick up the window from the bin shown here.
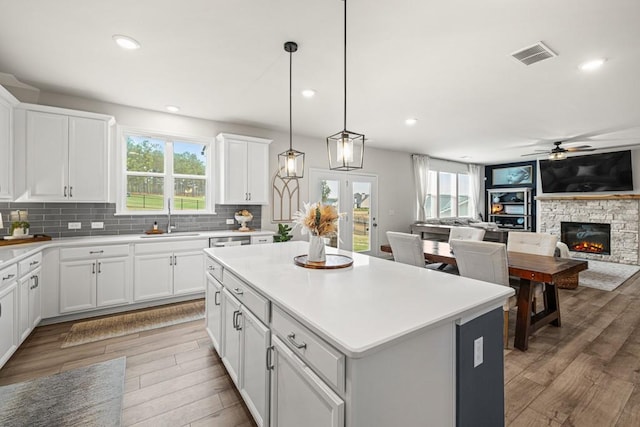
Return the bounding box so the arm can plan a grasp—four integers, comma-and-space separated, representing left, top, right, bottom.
122, 131, 211, 213
425, 170, 473, 218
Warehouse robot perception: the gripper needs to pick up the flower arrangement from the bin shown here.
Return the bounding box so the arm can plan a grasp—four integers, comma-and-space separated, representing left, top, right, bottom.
293, 202, 340, 237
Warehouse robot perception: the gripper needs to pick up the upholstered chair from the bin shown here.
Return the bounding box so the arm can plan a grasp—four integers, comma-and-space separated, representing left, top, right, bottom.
386, 231, 425, 268
450, 239, 515, 348
448, 226, 486, 243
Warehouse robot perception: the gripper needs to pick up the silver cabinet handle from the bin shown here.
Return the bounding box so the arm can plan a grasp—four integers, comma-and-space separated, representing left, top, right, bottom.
236, 311, 243, 330
64, 186, 67, 197
208, 265, 217, 271
266, 345, 274, 370
0, 301, 2, 317
214, 291, 220, 306
232, 287, 244, 295
89, 250, 104, 254
2, 274, 15, 281
287, 333, 307, 350
69, 186, 73, 197
92, 262, 96, 274
173, 255, 177, 265
35, 276, 39, 288
233, 310, 242, 330
169, 255, 173, 266
97, 262, 101, 274
30, 260, 39, 266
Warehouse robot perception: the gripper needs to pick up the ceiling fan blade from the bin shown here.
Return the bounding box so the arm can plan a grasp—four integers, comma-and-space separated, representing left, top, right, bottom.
566, 147, 596, 152
521, 152, 545, 156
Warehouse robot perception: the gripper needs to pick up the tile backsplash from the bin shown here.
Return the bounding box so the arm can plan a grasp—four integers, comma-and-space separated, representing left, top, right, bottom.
0, 202, 262, 238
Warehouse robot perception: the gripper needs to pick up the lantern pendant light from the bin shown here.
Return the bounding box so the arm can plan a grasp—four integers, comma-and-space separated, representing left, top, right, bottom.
327, 0, 364, 171
278, 41, 305, 179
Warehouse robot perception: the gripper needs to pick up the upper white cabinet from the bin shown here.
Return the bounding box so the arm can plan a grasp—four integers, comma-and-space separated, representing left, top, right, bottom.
216, 133, 272, 205
14, 104, 114, 202
0, 85, 19, 200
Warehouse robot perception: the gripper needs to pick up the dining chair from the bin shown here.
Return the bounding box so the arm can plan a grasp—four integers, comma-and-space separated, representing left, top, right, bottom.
386, 231, 425, 268
449, 239, 515, 348
448, 226, 486, 243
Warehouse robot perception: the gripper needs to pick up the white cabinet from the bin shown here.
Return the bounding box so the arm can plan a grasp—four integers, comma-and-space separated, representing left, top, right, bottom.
0, 264, 18, 368
17, 105, 113, 202
134, 239, 207, 302
270, 335, 344, 427
59, 244, 131, 313
216, 133, 272, 205
0, 85, 18, 200
206, 273, 223, 353
17, 253, 42, 344
221, 288, 242, 385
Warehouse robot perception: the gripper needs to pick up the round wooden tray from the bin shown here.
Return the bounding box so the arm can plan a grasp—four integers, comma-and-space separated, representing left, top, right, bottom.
294, 254, 353, 269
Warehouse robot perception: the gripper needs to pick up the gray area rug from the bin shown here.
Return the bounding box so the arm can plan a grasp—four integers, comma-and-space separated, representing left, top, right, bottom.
0, 357, 126, 427
577, 259, 640, 291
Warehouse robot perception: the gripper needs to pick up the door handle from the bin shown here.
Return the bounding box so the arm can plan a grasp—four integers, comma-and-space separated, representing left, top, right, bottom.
64, 186, 67, 197
97, 262, 101, 274
266, 345, 274, 370
214, 290, 220, 306
173, 255, 177, 265
69, 186, 73, 197
232, 310, 240, 329
169, 255, 173, 266
92, 262, 96, 274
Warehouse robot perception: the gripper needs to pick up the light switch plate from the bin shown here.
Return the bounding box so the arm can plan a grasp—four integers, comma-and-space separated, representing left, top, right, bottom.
474, 337, 483, 368
91, 222, 104, 229
226, 219, 235, 225
68, 222, 82, 230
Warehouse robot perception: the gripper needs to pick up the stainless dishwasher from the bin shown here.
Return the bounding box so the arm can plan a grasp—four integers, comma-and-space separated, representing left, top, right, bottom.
209, 235, 251, 247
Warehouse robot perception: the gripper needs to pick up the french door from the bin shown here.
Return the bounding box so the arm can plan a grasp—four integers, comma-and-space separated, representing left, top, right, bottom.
309, 169, 378, 255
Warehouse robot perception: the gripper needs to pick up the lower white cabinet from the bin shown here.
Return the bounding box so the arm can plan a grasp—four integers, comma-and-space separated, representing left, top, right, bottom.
134, 253, 173, 301
0, 279, 18, 367
60, 257, 130, 313
18, 267, 41, 343
206, 273, 223, 353
221, 288, 242, 385
270, 335, 345, 427
173, 251, 205, 295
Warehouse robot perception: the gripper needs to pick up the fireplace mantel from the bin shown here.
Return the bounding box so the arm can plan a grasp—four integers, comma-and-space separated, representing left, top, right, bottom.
536, 194, 640, 201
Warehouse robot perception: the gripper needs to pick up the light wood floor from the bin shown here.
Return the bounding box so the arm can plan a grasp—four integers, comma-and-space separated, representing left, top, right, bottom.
2, 272, 640, 426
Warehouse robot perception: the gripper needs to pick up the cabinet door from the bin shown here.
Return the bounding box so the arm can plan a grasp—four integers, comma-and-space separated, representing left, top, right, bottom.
26, 111, 69, 200
68, 116, 107, 201
220, 139, 249, 204
206, 275, 223, 354
246, 142, 269, 204
96, 257, 130, 307
173, 250, 204, 295
18, 275, 31, 342
270, 336, 344, 427
0, 283, 17, 368
0, 95, 12, 199
134, 254, 173, 301
221, 288, 242, 386
60, 260, 97, 313
241, 307, 270, 427
28, 269, 42, 330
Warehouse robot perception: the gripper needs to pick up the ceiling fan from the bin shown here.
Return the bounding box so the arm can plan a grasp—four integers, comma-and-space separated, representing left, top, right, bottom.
522, 141, 596, 160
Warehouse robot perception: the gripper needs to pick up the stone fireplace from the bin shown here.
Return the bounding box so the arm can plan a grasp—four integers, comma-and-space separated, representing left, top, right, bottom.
538, 195, 640, 265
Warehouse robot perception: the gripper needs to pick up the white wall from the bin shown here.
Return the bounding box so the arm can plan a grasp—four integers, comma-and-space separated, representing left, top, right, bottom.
35, 91, 415, 254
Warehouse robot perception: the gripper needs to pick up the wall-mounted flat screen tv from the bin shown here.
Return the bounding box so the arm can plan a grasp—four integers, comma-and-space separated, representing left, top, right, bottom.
539, 150, 633, 193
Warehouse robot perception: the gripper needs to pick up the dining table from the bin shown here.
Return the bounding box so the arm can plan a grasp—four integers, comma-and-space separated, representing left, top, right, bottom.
380, 240, 589, 351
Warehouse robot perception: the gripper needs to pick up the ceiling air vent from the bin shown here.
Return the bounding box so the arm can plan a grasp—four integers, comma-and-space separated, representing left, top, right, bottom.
511, 42, 557, 66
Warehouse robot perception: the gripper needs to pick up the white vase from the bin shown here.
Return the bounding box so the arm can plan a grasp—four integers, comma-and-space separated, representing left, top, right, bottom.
12, 227, 28, 237
308, 235, 326, 263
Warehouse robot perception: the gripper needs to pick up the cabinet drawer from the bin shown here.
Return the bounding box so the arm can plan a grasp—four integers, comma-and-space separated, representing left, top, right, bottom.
18, 253, 42, 276
223, 271, 269, 324
135, 239, 207, 255
206, 256, 223, 282
60, 244, 130, 261
250, 235, 272, 245
272, 305, 345, 394
0, 264, 18, 288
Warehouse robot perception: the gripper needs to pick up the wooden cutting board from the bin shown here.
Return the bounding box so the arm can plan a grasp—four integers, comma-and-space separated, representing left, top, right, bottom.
0, 235, 52, 247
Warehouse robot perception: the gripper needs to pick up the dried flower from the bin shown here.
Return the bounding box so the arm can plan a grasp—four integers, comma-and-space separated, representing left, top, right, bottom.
292, 202, 341, 237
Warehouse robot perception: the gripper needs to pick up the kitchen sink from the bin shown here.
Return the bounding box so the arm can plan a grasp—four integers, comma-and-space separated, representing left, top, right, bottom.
139, 232, 201, 239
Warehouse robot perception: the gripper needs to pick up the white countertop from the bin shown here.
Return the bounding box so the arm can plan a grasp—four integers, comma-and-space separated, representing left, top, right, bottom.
205, 241, 514, 358
0, 230, 273, 266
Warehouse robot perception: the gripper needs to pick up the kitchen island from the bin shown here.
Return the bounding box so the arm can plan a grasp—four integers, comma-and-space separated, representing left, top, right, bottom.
204, 241, 514, 427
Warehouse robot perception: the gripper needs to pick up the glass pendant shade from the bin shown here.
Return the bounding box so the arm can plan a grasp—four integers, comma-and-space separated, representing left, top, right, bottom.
327, 130, 364, 171
548, 151, 566, 161
278, 41, 305, 179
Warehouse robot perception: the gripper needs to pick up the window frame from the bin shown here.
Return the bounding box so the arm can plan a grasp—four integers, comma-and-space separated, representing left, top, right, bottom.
117, 127, 215, 215
426, 170, 474, 219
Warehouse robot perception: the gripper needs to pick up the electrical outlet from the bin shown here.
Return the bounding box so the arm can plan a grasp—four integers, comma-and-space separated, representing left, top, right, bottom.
474, 337, 484, 368
68, 222, 82, 230
91, 222, 104, 229
226, 219, 235, 225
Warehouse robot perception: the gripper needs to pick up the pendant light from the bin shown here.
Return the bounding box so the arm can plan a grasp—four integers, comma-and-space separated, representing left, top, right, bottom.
326, 0, 364, 171
278, 41, 305, 179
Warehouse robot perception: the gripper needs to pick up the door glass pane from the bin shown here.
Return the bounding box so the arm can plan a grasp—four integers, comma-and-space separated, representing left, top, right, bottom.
458, 174, 471, 217
173, 141, 206, 175
174, 178, 206, 211
352, 181, 371, 252
320, 179, 340, 248
439, 172, 457, 218
126, 176, 164, 210
126, 135, 165, 173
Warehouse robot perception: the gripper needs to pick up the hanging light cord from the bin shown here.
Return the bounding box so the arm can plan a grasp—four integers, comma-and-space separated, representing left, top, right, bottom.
289, 47, 293, 151
343, 0, 348, 131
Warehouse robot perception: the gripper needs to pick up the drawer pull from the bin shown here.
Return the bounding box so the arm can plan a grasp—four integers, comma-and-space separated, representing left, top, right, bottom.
287, 333, 307, 350
208, 265, 217, 270
89, 250, 104, 254
29, 260, 40, 266
232, 288, 244, 296
214, 290, 220, 306
2, 274, 15, 281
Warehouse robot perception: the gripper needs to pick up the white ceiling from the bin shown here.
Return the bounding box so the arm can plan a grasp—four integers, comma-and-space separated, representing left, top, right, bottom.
1, 0, 639, 164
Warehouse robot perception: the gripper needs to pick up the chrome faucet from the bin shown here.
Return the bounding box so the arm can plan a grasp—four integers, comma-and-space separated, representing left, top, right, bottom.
167, 198, 175, 233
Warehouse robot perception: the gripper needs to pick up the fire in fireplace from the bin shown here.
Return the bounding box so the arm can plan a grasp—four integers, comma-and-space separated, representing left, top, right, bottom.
560, 222, 611, 255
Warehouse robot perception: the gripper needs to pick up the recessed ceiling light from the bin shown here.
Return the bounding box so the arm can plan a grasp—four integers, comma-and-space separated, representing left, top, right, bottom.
165, 105, 180, 113
301, 89, 316, 98
113, 34, 141, 50
405, 118, 418, 126
579, 58, 605, 71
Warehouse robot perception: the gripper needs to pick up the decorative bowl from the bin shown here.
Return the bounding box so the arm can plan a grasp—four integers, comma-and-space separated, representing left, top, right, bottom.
234, 214, 253, 231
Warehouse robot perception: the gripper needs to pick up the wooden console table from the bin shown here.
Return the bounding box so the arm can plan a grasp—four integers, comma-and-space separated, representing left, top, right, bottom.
410, 223, 509, 243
